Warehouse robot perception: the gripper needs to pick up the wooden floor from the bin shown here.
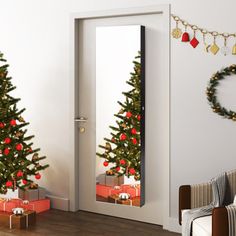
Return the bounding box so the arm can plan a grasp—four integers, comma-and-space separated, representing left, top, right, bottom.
0, 210, 181, 236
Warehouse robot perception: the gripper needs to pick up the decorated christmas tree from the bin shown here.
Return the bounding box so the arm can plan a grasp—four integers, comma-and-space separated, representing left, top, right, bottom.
0, 52, 49, 194
96, 52, 142, 181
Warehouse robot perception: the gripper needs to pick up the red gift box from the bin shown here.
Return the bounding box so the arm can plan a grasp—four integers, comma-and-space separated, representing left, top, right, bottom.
0, 200, 19, 213
96, 185, 112, 198
110, 188, 122, 195
121, 184, 130, 192
96, 184, 141, 198
126, 185, 141, 198
21, 199, 50, 213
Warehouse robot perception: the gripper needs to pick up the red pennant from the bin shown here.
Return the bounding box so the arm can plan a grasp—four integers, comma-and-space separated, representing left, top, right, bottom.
190, 37, 199, 48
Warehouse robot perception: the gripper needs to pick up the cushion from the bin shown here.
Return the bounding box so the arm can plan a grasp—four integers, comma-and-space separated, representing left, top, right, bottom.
182, 210, 211, 236
192, 216, 212, 236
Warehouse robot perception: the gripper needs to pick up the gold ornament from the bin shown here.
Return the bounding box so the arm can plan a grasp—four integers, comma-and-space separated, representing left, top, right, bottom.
172, 28, 182, 39
29, 183, 38, 189
210, 43, 219, 55
32, 153, 39, 162
134, 174, 141, 181
106, 170, 114, 176
171, 19, 182, 39
15, 131, 23, 137
118, 109, 124, 114
105, 142, 111, 152
36, 164, 41, 168
18, 116, 25, 123
121, 123, 127, 128
232, 44, 236, 55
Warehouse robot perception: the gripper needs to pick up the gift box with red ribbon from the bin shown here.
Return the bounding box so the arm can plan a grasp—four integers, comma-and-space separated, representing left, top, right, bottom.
0, 199, 20, 213
96, 185, 111, 198
96, 184, 141, 198
21, 199, 50, 213
126, 185, 141, 198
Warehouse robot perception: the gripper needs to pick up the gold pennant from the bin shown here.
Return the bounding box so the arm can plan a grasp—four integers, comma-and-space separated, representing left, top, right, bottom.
232, 44, 236, 55
210, 44, 219, 55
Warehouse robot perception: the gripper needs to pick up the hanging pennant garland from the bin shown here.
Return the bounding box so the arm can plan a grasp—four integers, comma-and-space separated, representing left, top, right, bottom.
206, 64, 236, 121
171, 14, 236, 56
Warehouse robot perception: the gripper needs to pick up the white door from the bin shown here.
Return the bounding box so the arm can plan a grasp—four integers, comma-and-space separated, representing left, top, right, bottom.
72, 6, 170, 226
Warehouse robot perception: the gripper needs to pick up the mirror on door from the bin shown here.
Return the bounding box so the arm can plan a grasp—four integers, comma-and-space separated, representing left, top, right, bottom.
96, 25, 145, 207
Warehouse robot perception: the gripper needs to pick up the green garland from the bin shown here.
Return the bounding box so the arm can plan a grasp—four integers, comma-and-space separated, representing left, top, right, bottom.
206, 64, 236, 121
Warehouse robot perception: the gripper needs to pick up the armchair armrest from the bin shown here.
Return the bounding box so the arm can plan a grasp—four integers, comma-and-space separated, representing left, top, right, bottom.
179, 185, 191, 225
212, 207, 228, 236
179, 182, 212, 225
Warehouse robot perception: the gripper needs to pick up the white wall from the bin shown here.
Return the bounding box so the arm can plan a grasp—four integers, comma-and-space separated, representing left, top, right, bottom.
1, 0, 236, 231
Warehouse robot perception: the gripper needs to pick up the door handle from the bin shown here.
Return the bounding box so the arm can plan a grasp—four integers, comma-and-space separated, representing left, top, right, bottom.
75, 117, 88, 122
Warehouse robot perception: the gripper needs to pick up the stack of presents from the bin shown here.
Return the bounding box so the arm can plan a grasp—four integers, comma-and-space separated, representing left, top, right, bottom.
0, 183, 50, 229
96, 172, 141, 207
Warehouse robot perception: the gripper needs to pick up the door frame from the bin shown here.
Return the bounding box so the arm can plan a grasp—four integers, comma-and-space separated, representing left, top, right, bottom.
69, 4, 170, 229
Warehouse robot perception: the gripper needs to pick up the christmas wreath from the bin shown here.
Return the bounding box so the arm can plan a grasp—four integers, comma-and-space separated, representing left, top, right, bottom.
206, 64, 236, 121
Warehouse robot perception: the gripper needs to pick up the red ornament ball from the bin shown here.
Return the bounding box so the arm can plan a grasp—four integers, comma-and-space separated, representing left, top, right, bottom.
137, 115, 141, 121
120, 159, 126, 165
4, 137, 11, 144
6, 181, 13, 187
16, 144, 23, 151
0, 122, 4, 128
120, 134, 127, 141
103, 161, 109, 167
131, 128, 137, 135
132, 138, 138, 145
126, 112, 132, 118
129, 168, 136, 175
22, 179, 27, 185
10, 119, 16, 126
17, 171, 23, 178
35, 173, 41, 180
116, 166, 120, 172
3, 148, 10, 155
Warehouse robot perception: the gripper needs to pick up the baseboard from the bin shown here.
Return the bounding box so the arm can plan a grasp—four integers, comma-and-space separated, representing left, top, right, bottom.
164, 217, 181, 234
46, 195, 70, 211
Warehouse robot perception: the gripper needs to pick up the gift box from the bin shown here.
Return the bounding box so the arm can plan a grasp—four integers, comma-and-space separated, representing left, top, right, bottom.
18, 187, 46, 201
107, 194, 120, 204
120, 184, 130, 192
96, 185, 124, 198
97, 174, 124, 187
109, 187, 123, 196
126, 185, 141, 198
97, 174, 106, 185
108, 194, 140, 207
117, 197, 140, 207
0, 210, 36, 229
96, 185, 111, 198
0, 199, 19, 213
21, 199, 50, 213
106, 175, 124, 187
